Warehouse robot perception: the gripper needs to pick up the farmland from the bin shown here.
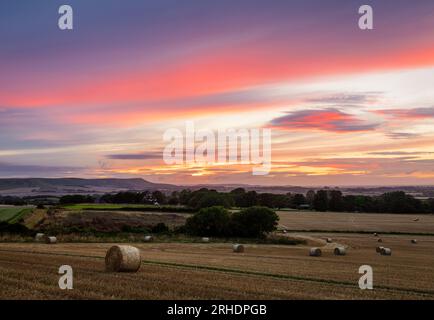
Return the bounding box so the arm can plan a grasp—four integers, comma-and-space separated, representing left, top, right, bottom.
277, 211, 434, 234
0, 232, 434, 299
37, 209, 188, 233
0, 207, 32, 224
1, 207, 434, 299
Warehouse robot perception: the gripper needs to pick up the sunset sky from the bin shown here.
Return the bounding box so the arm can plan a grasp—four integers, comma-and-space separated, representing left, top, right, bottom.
1, 0, 434, 186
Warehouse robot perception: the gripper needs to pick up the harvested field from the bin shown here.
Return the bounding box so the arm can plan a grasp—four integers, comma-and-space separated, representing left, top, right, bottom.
0, 233, 433, 300
278, 211, 434, 234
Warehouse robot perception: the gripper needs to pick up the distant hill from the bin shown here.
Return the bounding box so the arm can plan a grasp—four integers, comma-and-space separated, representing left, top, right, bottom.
0, 178, 175, 196
0, 178, 433, 198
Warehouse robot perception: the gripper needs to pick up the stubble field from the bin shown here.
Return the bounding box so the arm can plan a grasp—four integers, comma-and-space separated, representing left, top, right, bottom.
0, 231, 433, 299
277, 211, 434, 234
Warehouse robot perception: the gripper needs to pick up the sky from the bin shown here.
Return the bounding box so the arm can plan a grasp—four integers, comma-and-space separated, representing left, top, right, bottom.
1, 0, 434, 186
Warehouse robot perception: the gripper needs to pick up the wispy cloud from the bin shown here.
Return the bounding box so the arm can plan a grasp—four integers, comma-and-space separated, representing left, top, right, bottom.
0, 162, 82, 177
105, 152, 161, 160
306, 92, 382, 105
269, 108, 380, 133
376, 107, 434, 120
386, 132, 420, 140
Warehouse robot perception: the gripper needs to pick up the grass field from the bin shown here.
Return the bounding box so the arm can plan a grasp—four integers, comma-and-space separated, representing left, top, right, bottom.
0, 207, 32, 224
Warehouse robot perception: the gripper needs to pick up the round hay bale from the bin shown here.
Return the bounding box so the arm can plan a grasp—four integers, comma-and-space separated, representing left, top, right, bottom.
411, 239, 418, 244
105, 245, 141, 272
309, 247, 322, 257
232, 244, 244, 253
44, 236, 57, 244
380, 247, 392, 256
377, 238, 383, 243
334, 247, 346, 256
35, 233, 45, 242
144, 235, 153, 242
326, 238, 333, 243
202, 237, 210, 243
376, 246, 384, 253
374, 233, 378, 237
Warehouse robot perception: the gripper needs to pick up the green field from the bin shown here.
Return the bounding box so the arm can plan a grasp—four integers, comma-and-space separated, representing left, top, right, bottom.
63, 203, 167, 210
62, 203, 193, 213
0, 207, 32, 224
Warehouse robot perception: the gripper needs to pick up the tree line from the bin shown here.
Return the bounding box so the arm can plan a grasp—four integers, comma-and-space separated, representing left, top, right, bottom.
89, 188, 434, 214
2, 188, 434, 214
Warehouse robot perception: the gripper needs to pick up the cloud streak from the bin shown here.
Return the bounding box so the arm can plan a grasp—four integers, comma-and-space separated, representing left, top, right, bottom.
269, 109, 380, 133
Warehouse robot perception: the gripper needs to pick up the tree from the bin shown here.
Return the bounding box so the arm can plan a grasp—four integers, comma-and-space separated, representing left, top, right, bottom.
179, 189, 192, 205
427, 198, 434, 213
313, 190, 328, 211
60, 195, 95, 205
328, 190, 344, 211
292, 194, 306, 207
230, 188, 247, 207
167, 191, 180, 205
272, 194, 291, 209
244, 191, 258, 207
230, 206, 279, 238
306, 190, 316, 206
257, 193, 275, 208
185, 206, 230, 236
343, 195, 357, 212
378, 191, 423, 213
152, 191, 166, 205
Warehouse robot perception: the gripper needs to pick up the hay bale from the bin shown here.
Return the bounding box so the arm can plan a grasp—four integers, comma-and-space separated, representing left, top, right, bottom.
202, 237, 210, 243
144, 235, 153, 242
376, 246, 384, 253
380, 247, 392, 256
105, 245, 141, 272
334, 247, 346, 256
35, 233, 45, 242
411, 239, 418, 244
44, 236, 57, 244
374, 233, 378, 237
309, 247, 322, 257
232, 244, 244, 253
326, 238, 332, 243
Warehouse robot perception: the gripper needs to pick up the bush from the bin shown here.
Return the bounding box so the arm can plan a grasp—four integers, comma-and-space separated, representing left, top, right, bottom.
0, 222, 30, 235
185, 206, 231, 236
151, 222, 169, 234
60, 195, 95, 205
230, 206, 279, 238
185, 206, 279, 238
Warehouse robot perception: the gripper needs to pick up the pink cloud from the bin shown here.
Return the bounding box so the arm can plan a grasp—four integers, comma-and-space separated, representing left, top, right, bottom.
269, 109, 380, 133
